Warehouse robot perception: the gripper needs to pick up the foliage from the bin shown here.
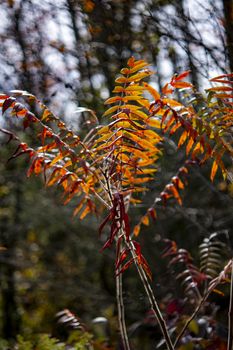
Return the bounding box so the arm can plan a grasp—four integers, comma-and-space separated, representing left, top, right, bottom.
0, 333, 95, 350
0, 57, 233, 349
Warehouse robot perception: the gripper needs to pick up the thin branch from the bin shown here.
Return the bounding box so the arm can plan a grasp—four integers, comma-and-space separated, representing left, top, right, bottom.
174, 259, 232, 348
116, 238, 131, 350
227, 258, 233, 350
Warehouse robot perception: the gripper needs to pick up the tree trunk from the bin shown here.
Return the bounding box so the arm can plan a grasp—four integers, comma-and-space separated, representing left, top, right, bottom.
223, 0, 233, 73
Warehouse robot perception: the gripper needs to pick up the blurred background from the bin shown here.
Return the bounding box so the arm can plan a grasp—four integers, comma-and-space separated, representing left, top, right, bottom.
0, 0, 233, 348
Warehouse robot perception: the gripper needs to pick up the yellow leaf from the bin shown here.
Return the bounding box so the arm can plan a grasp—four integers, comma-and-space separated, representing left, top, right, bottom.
128, 70, 153, 83
80, 204, 91, 220
162, 98, 183, 108
130, 197, 142, 204
138, 138, 157, 150
97, 125, 109, 134
213, 289, 225, 296
147, 118, 161, 128
132, 177, 152, 184
50, 154, 64, 166
125, 85, 144, 92
130, 61, 149, 73
143, 129, 162, 141
139, 168, 157, 174
188, 320, 199, 335
120, 104, 141, 111
132, 110, 149, 120
41, 109, 52, 121
95, 132, 113, 144
192, 142, 204, 157
103, 105, 119, 116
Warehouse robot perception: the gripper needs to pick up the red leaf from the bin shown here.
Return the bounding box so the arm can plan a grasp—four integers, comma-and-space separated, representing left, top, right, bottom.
100, 239, 112, 252
160, 191, 169, 206
133, 241, 141, 256
123, 213, 130, 241
174, 71, 190, 81
8, 143, 35, 161
115, 248, 129, 270
2, 97, 16, 114
148, 207, 157, 221
27, 156, 44, 177
116, 259, 134, 275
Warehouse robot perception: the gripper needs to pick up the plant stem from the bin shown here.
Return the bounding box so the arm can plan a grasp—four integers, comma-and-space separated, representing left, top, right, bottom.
174, 293, 208, 348
174, 259, 232, 348
128, 239, 174, 350
116, 264, 131, 350
228, 258, 233, 350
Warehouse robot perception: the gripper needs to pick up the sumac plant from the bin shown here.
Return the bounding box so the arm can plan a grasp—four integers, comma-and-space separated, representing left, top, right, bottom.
1, 57, 233, 350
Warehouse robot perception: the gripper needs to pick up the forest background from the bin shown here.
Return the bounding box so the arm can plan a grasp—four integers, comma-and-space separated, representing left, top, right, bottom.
0, 0, 233, 349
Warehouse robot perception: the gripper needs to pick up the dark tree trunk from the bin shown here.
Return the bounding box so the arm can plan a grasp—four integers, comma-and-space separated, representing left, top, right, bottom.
223, 0, 233, 73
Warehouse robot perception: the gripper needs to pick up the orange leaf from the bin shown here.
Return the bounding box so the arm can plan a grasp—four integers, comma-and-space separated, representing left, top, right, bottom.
147, 118, 161, 129
141, 215, 149, 226
127, 57, 135, 67
207, 86, 233, 92
130, 61, 149, 73
178, 131, 188, 148
143, 83, 160, 100
120, 68, 130, 75
80, 204, 91, 220
104, 96, 122, 105
133, 224, 141, 237
73, 199, 85, 217
112, 86, 125, 93
172, 81, 193, 88
186, 138, 194, 155
162, 83, 173, 95
115, 76, 128, 84
163, 98, 183, 108
210, 160, 218, 182
128, 70, 153, 83
125, 85, 144, 92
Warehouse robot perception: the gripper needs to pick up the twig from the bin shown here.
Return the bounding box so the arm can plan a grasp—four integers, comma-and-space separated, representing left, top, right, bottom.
227, 258, 233, 350
174, 259, 232, 348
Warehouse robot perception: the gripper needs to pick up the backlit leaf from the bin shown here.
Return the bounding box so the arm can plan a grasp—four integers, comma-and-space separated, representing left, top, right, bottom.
210, 160, 218, 182
143, 83, 160, 100
141, 215, 149, 226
